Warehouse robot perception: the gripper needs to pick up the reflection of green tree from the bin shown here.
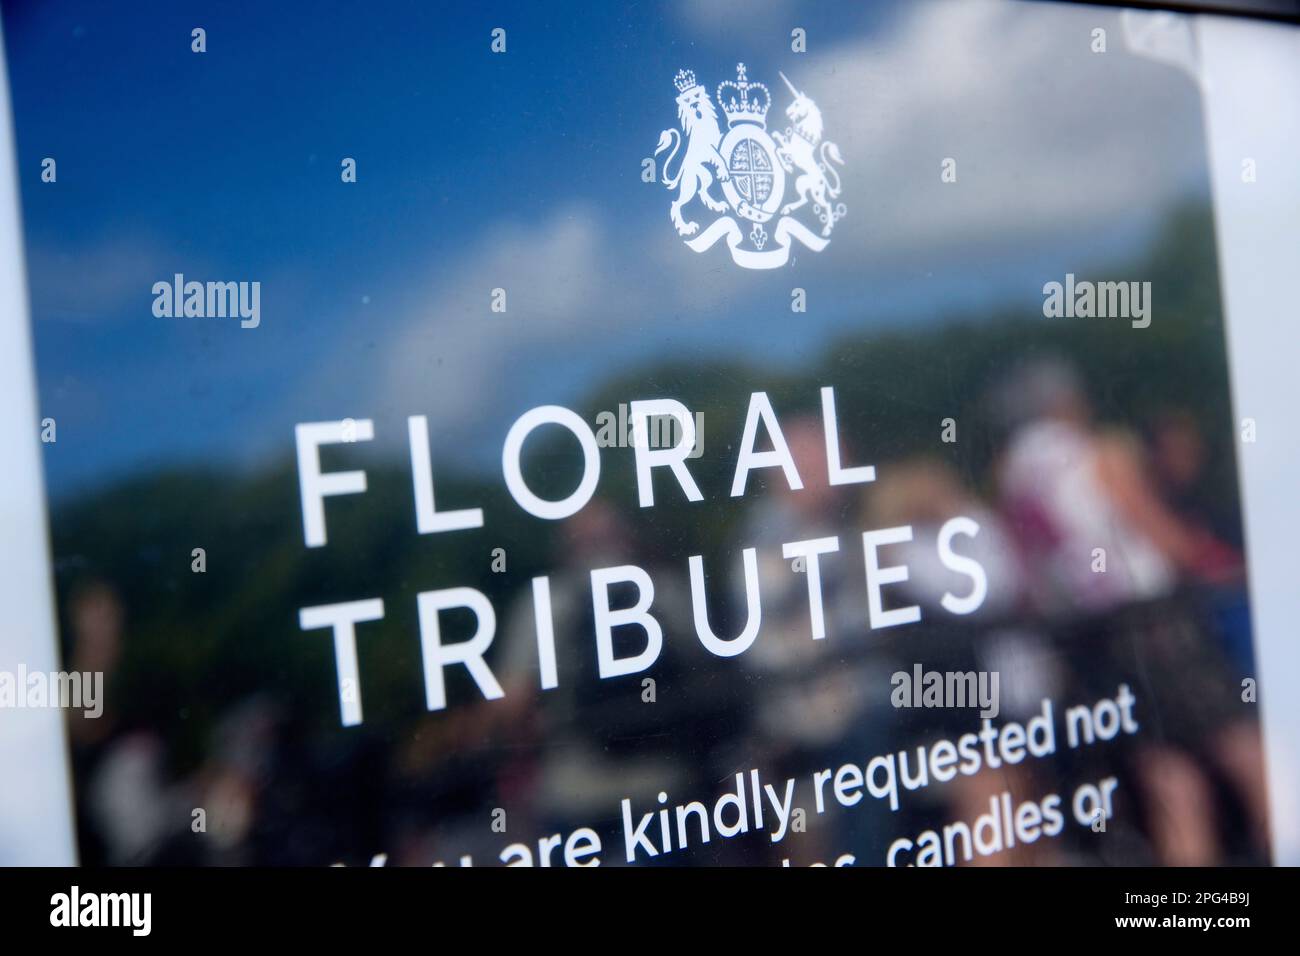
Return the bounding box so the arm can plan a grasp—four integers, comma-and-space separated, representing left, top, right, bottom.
55, 464, 560, 770
52, 202, 1242, 773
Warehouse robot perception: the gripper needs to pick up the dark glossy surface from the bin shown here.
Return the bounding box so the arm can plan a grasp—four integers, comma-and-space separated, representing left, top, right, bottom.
3, 0, 1265, 865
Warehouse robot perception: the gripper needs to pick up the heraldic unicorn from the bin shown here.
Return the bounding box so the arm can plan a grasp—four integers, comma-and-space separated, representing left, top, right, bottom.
654, 63, 846, 270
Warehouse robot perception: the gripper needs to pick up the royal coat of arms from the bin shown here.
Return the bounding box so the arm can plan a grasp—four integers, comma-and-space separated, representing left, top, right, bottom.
654, 63, 846, 269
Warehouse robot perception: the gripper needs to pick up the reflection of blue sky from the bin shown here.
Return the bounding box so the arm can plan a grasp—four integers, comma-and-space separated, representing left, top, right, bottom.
3, 0, 1209, 493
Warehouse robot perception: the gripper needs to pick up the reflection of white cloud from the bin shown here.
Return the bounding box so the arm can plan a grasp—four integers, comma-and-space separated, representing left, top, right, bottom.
1121, 9, 1200, 83
363, 205, 641, 439
28, 236, 183, 323
314, 0, 1213, 450
661, 0, 1206, 292
674, 0, 803, 46
827, 0, 1201, 255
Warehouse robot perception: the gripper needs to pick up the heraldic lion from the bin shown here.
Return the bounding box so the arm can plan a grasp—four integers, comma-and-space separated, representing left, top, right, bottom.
655, 71, 730, 237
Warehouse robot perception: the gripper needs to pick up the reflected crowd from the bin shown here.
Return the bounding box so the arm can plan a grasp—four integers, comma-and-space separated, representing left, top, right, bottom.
56, 346, 1266, 867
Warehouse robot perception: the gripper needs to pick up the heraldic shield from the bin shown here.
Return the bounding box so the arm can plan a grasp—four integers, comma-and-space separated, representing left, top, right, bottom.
653, 63, 846, 270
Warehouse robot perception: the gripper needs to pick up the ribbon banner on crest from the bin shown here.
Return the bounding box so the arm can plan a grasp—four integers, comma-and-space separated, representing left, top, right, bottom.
685, 215, 829, 270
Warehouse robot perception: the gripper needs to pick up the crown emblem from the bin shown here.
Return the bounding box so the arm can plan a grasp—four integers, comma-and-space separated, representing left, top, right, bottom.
716, 63, 770, 128
653, 60, 847, 266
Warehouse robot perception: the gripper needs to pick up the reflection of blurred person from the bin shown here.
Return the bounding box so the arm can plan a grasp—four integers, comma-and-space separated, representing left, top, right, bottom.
65, 581, 176, 863
992, 363, 1268, 866
191, 696, 282, 863
733, 417, 883, 864
863, 458, 1023, 620
994, 360, 1225, 615
497, 498, 696, 836
864, 457, 1062, 727
739, 418, 868, 739
85, 733, 177, 864
1134, 746, 1223, 865
949, 763, 1065, 866
66, 581, 123, 748
1145, 408, 1250, 669
1149, 409, 1208, 500
1210, 720, 1270, 855
1145, 409, 1242, 579
864, 460, 1063, 856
